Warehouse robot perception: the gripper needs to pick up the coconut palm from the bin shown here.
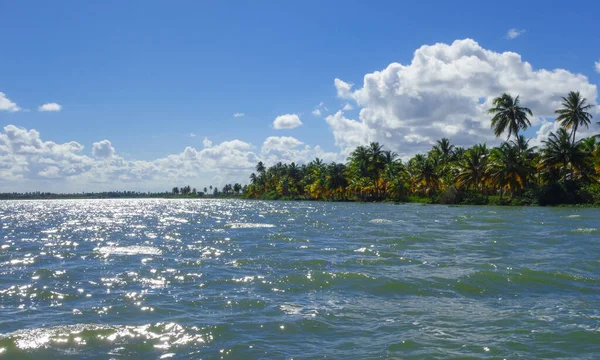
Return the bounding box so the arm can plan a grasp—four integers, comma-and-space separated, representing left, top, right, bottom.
489, 94, 533, 140
488, 142, 534, 198
540, 128, 587, 181
555, 91, 594, 144
433, 138, 455, 162
456, 144, 489, 191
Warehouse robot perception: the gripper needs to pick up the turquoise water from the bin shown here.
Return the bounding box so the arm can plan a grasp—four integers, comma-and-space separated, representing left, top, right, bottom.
0, 199, 598, 359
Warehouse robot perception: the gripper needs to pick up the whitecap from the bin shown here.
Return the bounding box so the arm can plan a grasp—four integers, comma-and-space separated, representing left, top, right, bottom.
369, 219, 392, 223
572, 228, 599, 234
280, 304, 303, 315
225, 223, 275, 229
96, 246, 162, 256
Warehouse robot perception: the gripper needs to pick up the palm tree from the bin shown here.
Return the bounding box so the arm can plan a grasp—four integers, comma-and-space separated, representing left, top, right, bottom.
456, 144, 489, 192
433, 138, 455, 162
540, 128, 587, 181
488, 143, 534, 198
489, 94, 533, 140
256, 161, 266, 175
555, 91, 594, 144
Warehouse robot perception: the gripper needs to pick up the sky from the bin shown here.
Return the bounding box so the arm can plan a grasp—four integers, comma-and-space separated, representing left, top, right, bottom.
1, 0, 599, 192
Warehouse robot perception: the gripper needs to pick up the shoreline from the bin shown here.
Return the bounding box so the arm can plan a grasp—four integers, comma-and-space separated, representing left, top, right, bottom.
1, 194, 598, 207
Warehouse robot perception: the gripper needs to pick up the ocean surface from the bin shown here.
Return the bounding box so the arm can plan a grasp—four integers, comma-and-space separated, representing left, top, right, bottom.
0, 199, 598, 359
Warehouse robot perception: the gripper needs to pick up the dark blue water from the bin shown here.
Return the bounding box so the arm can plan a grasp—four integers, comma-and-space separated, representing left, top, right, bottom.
0, 199, 599, 359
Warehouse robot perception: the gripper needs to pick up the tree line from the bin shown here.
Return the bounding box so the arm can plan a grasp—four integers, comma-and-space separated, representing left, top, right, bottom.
243, 91, 600, 206
171, 183, 245, 197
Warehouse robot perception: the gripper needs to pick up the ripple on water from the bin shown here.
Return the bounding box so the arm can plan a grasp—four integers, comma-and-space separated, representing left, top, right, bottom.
0, 199, 599, 359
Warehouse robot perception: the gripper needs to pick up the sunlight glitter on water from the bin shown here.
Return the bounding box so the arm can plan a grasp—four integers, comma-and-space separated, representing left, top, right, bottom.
0, 199, 599, 359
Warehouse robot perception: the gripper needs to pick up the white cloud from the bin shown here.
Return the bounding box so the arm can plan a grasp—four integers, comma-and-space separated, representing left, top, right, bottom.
595, 59, 600, 73
273, 114, 303, 129
330, 38, 598, 158
342, 102, 353, 111
233, 112, 245, 117
262, 136, 304, 153
0, 124, 260, 192
92, 140, 115, 159
202, 137, 212, 148
0, 125, 344, 192
312, 102, 328, 117
325, 111, 374, 155
0, 125, 93, 185
189, 132, 197, 137
334, 79, 353, 98
506, 28, 525, 39
38, 103, 62, 112
260, 136, 341, 165
0, 92, 20, 112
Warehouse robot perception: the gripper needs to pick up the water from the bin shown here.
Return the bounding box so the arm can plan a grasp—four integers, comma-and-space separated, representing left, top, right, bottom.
0, 199, 599, 359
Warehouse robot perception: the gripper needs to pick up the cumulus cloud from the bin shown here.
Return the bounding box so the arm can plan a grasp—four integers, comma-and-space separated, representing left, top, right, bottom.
506, 28, 525, 39
312, 109, 321, 116
0, 125, 345, 192
189, 132, 197, 137
334, 79, 353, 98
0, 92, 20, 112
203, 137, 212, 148
0, 124, 261, 192
595, 59, 600, 73
92, 140, 115, 159
233, 112, 245, 117
342, 103, 354, 111
38, 103, 62, 112
0, 125, 93, 184
260, 136, 341, 165
330, 38, 598, 158
273, 114, 303, 129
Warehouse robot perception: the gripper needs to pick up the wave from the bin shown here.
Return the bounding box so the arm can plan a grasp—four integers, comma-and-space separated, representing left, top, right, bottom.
0, 322, 207, 352
369, 219, 393, 223
95, 246, 162, 256
225, 223, 275, 229
572, 228, 600, 234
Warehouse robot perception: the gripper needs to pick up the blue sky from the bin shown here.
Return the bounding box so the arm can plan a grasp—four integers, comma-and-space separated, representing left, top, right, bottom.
1, 0, 599, 191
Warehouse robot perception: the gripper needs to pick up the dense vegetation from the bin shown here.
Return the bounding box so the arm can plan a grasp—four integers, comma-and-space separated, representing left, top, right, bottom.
244, 92, 600, 206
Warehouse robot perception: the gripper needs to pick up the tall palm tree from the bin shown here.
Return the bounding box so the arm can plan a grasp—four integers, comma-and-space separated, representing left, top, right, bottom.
256, 161, 266, 175
555, 91, 594, 144
489, 94, 533, 140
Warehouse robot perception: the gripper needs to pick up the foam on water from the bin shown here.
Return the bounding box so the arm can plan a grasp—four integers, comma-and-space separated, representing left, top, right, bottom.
369, 218, 393, 223
225, 223, 275, 229
572, 228, 600, 234
95, 246, 162, 256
